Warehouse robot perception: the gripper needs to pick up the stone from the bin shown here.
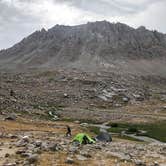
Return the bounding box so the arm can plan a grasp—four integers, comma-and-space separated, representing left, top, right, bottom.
22, 136, 30, 143
16, 141, 27, 147
80, 123, 88, 127
48, 143, 62, 151
4, 115, 16, 121
22, 161, 29, 166
3, 163, 16, 166
65, 157, 74, 164
74, 120, 80, 124
34, 140, 42, 147
133, 94, 144, 101
76, 154, 87, 161
20, 153, 31, 158
69, 146, 79, 153
10, 135, 18, 139
41, 142, 49, 151
94, 145, 102, 150
153, 161, 159, 166
122, 97, 130, 102
16, 140, 28, 147
27, 154, 38, 164
33, 147, 42, 154
64, 93, 69, 98
162, 106, 166, 110
16, 149, 26, 154
115, 104, 122, 107
135, 160, 146, 166
5, 153, 10, 157
16, 136, 30, 147
80, 151, 92, 158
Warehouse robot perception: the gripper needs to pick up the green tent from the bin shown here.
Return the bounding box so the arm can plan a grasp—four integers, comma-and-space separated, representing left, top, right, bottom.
72, 133, 95, 144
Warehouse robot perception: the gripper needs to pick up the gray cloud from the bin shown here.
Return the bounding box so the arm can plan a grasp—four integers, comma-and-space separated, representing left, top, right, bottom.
56, 0, 163, 15
0, 0, 44, 49
0, 0, 166, 49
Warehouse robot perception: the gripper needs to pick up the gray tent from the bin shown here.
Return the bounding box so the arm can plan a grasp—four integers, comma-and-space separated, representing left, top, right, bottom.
96, 132, 112, 142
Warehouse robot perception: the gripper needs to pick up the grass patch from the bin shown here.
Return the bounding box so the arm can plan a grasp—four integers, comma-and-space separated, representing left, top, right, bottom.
137, 122, 166, 142
110, 123, 119, 127
108, 127, 124, 133
88, 126, 100, 135
126, 127, 138, 134
107, 121, 166, 142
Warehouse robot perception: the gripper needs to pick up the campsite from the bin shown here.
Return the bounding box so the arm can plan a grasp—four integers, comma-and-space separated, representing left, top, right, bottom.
0, 115, 166, 166
0, 1, 166, 165
0, 69, 166, 165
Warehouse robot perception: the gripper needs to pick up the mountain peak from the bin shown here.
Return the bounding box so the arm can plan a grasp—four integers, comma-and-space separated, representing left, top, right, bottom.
0, 21, 166, 74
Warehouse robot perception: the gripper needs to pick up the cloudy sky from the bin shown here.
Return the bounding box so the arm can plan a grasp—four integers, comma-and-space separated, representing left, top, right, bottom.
0, 0, 166, 49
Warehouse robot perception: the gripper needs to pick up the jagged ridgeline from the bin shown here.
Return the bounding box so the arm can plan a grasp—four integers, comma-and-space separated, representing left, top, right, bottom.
0, 21, 166, 74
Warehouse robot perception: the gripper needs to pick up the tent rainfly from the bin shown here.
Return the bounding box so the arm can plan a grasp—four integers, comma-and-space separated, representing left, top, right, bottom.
72, 133, 95, 144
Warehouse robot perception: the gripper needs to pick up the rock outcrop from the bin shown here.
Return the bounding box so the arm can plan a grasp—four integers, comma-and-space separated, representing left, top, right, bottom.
0, 21, 166, 75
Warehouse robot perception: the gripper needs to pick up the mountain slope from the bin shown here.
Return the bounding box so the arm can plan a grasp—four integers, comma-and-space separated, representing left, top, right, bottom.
0, 21, 166, 75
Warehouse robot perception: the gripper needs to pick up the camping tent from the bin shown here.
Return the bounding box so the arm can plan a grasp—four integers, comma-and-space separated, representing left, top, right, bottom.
96, 132, 112, 142
73, 133, 95, 144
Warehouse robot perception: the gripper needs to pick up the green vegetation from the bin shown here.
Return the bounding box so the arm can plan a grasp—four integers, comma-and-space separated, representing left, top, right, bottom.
126, 127, 138, 134
107, 121, 166, 142
110, 123, 118, 127
108, 127, 124, 133
88, 126, 100, 135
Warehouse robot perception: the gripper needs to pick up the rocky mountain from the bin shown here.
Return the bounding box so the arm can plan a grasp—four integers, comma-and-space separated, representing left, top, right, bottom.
0, 21, 166, 75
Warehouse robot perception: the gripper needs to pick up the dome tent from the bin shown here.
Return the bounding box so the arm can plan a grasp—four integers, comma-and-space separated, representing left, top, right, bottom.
72, 133, 95, 144
96, 132, 112, 142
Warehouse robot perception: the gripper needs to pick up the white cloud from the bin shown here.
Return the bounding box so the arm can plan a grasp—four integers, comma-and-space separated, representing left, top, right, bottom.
130, 1, 166, 32
110, 0, 166, 32
0, 0, 165, 49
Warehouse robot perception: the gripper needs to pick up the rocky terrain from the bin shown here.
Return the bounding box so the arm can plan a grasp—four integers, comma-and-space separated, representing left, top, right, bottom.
0, 117, 166, 166
0, 69, 166, 119
0, 21, 166, 76
0, 69, 166, 166
0, 21, 166, 165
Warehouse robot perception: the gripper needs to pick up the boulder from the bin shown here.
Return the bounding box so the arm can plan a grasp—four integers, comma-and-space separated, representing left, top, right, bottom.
16, 149, 26, 155
34, 140, 42, 147
76, 154, 87, 161
4, 115, 16, 121
65, 157, 74, 164
48, 143, 63, 151
135, 160, 146, 166
5, 153, 10, 158
27, 154, 38, 164
3, 163, 16, 166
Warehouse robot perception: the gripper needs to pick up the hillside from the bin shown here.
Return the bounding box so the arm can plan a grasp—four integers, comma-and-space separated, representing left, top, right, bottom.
0, 21, 166, 165
0, 21, 166, 75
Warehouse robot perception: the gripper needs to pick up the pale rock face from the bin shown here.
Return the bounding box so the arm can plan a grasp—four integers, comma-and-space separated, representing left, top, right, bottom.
0, 21, 166, 75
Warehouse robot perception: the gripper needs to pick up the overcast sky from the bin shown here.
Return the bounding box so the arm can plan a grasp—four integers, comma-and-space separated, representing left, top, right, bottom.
0, 0, 166, 49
